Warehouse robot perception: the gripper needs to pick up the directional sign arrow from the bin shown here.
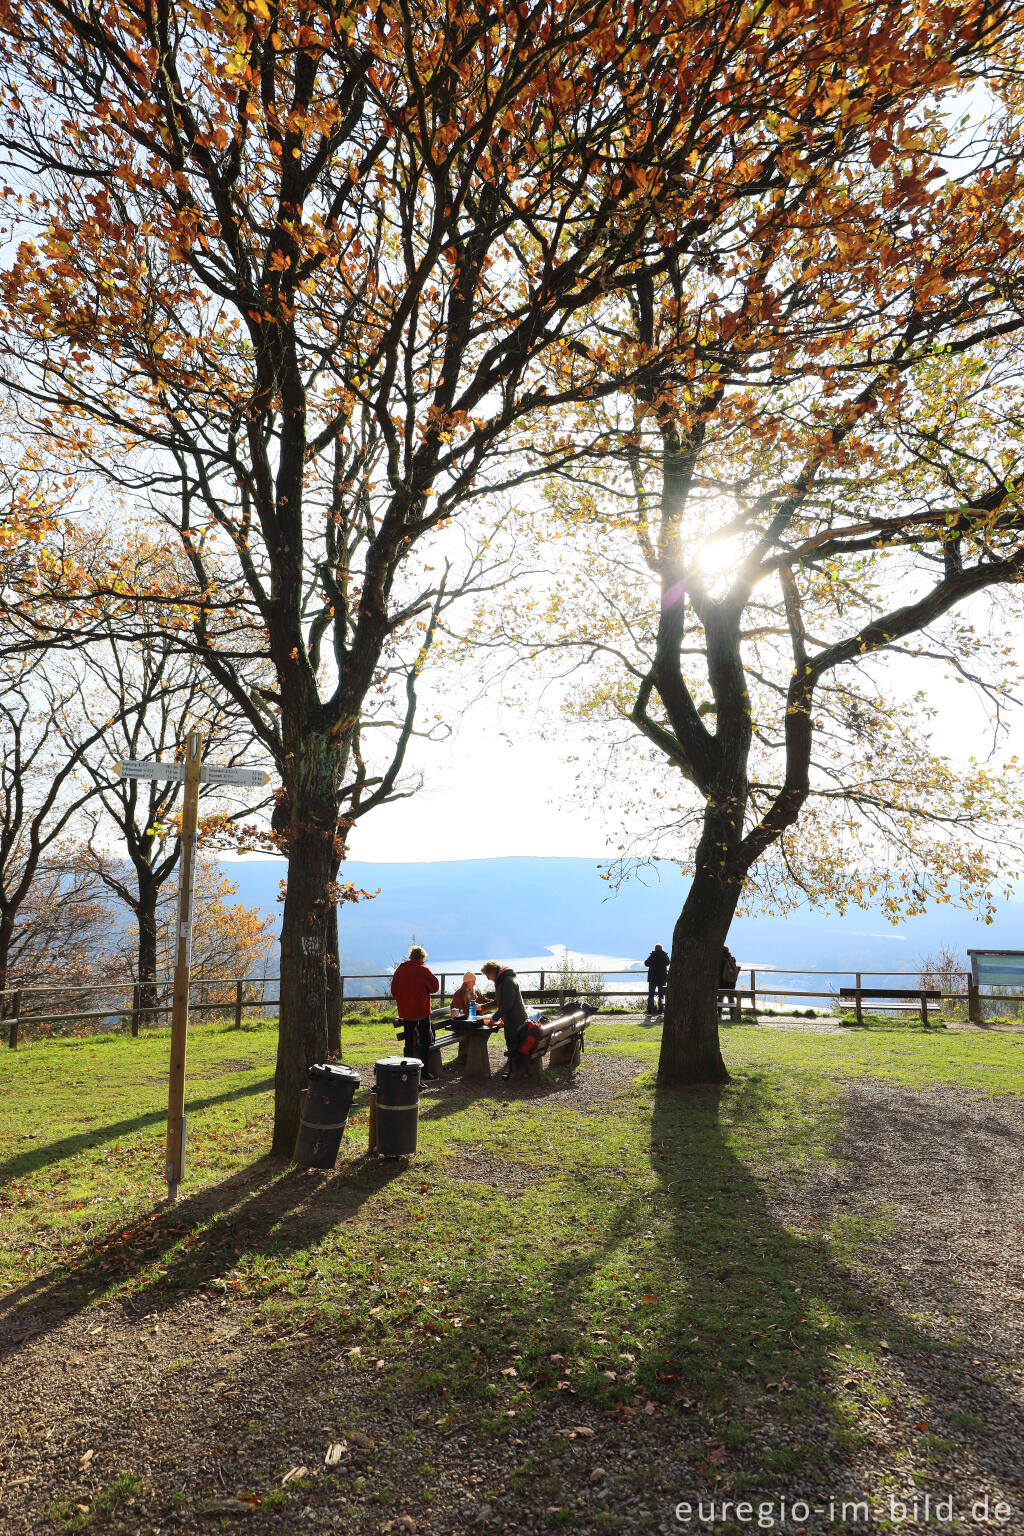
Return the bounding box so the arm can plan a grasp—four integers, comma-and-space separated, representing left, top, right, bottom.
118, 761, 269, 787
118, 760, 186, 782
200, 765, 270, 787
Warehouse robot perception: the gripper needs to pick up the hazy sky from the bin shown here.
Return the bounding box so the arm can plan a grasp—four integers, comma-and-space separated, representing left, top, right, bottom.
345, 641, 1024, 864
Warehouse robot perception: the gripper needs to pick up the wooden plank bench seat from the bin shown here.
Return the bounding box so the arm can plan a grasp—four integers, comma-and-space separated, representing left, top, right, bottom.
512, 1004, 597, 1079
717, 988, 757, 1020
838, 985, 942, 1027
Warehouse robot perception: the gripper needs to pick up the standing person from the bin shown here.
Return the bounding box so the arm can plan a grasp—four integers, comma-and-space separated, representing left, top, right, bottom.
718, 945, 741, 1020
645, 943, 669, 1016
390, 945, 440, 1083
481, 960, 528, 1079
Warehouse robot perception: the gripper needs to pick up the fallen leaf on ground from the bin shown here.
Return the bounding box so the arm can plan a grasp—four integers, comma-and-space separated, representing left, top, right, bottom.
281, 1465, 308, 1485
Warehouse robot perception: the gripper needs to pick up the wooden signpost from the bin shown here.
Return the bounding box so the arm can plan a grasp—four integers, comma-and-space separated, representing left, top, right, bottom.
118, 733, 269, 1201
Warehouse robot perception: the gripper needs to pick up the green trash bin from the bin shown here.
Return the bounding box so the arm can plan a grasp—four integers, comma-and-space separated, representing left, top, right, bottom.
374, 1056, 421, 1156
293, 1062, 361, 1169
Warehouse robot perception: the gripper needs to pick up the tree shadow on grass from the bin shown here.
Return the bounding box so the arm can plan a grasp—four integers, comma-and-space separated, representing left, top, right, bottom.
0, 1147, 406, 1360
0, 1076, 275, 1186
635, 1077, 1024, 1510
344, 1070, 1024, 1524
412, 1058, 599, 1133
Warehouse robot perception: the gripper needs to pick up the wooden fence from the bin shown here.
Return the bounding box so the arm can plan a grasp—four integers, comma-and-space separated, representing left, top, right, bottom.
1, 965, 1020, 1048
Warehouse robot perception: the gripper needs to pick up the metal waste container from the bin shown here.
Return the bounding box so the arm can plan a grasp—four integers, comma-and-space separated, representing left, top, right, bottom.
293, 1062, 361, 1169
374, 1056, 421, 1156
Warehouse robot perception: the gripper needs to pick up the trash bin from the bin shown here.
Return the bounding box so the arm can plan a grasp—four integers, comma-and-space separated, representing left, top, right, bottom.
374, 1056, 421, 1156
293, 1062, 361, 1169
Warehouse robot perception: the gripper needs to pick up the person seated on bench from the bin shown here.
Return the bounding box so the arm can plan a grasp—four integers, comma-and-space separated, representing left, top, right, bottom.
450, 971, 484, 1066
391, 945, 440, 1083
450, 972, 483, 1021
481, 960, 528, 1080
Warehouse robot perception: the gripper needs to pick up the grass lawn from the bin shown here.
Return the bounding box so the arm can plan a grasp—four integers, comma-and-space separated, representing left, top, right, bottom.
1, 1015, 1022, 1534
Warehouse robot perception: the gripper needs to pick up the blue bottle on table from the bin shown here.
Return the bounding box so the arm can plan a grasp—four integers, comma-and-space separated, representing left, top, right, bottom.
468, 1000, 477, 1021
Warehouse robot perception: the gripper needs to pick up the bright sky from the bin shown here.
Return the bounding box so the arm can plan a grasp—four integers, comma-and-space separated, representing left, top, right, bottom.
345, 692, 619, 863
342, 642, 1024, 865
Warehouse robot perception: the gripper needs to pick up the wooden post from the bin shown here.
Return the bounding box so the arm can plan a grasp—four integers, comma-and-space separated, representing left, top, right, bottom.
854, 972, 863, 1027
234, 978, 243, 1029
749, 969, 757, 1020
539, 969, 545, 1002
165, 731, 202, 1202
368, 1090, 378, 1155
338, 975, 345, 1031
7, 988, 20, 1049
967, 953, 982, 1024
131, 981, 141, 1038
439, 973, 446, 1007
919, 990, 929, 1027
464, 1028, 492, 1080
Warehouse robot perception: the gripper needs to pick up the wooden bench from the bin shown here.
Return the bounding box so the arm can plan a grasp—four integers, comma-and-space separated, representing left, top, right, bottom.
717, 988, 757, 1021
838, 986, 942, 1027
512, 1004, 596, 1079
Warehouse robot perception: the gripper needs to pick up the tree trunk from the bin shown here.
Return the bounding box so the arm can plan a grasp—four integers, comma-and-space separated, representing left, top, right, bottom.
326, 896, 342, 1058
272, 736, 342, 1156
658, 826, 741, 1087
0, 918, 10, 1023
136, 878, 158, 1034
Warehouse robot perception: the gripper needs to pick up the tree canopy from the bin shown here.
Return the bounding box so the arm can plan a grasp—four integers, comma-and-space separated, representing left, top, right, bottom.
3, 0, 1024, 1112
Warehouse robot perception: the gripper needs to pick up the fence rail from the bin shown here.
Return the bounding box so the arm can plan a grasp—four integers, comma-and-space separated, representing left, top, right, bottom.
1, 965, 1021, 1047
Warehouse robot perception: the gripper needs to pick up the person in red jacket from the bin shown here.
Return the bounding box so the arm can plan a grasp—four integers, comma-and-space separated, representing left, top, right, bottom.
390, 945, 441, 1082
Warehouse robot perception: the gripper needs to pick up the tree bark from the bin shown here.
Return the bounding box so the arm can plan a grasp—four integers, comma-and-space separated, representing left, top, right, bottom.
272, 734, 343, 1156
136, 874, 159, 1034
658, 816, 740, 1086
0, 918, 11, 1022
326, 896, 341, 1058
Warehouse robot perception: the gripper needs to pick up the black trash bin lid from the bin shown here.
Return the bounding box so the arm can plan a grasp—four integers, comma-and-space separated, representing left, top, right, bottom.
309, 1062, 361, 1083
374, 1056, 421, 1074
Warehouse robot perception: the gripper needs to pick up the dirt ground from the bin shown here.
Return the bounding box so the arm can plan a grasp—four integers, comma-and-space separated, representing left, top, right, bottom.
1, 1052, 1022, 1536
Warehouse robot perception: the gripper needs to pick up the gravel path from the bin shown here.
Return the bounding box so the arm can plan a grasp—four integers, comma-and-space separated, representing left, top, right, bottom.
1, 1068, 1022, 1535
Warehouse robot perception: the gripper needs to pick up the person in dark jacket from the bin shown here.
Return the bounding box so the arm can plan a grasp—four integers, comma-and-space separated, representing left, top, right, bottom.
645, 943, 669, 1015
718, 945, 741, 1020
390, 945, 440, 1082
481, 960, 529, 1078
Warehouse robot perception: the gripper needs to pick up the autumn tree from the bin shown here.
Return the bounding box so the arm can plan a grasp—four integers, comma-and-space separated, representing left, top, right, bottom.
6, 0, 1022, 1142
0, 844, 117, 988
515, 57, 1024, 1083
70, 632, 271, 1030
0, 647, 139, 1002
107, 851, 276, 1002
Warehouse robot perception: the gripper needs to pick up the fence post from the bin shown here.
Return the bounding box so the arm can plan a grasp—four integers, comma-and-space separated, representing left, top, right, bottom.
439, 974, 446, 1007
234, 979, 243, 1029
539, 969, 545, 1003
338, 975, 344, 1024
854, 972, 863, 1028
967, 976, 981, 1024
8, 988, 20, 1049
749, 969, 757, 1019
130, 982, 141, 1038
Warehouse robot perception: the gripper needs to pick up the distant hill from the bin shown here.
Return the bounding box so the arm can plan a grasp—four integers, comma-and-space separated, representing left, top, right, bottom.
225, 855, 1023, 986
